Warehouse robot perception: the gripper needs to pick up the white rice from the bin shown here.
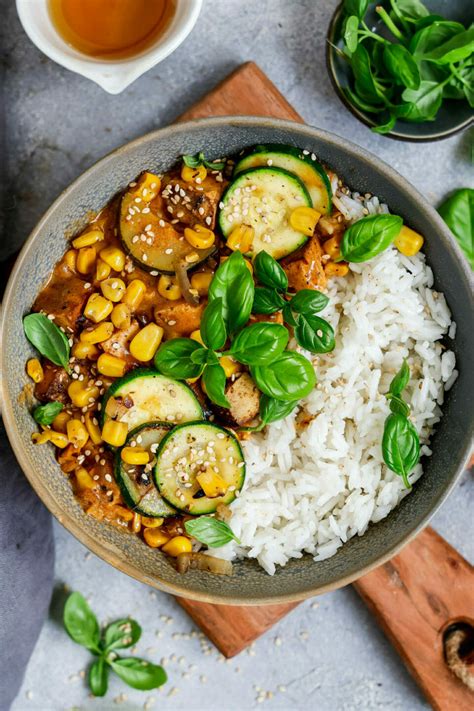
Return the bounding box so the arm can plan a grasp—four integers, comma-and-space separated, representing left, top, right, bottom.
215, 193, 457, 575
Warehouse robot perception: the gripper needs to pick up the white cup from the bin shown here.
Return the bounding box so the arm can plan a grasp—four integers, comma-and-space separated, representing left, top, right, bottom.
16, 0, 202, 94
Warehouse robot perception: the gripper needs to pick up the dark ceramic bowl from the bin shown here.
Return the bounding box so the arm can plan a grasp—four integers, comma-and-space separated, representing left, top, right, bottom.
327, 0, 474, 141
1, 117, 473, 604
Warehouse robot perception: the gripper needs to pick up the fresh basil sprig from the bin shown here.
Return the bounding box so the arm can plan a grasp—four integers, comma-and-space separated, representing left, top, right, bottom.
200, 297, 227, 350
340, 214, 403, 262
185, 517, 240, 547
294, 314, 335, 354
252, 286, 286, 314
229, 322, 289, 366
251, 351, 316, 402
63, 592, 166, 697
154, 338, 204, 380
382, 361, 420, 488
438, 188, 473, 269
33, 401, 63, 426
182, 151, 226, 171
253, 250, 289, 290
202, 363, 230, 408
23, 313, 71, 372
208, 251, 254, 333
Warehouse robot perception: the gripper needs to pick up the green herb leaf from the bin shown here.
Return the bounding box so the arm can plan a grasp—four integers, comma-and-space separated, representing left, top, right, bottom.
438, 188, 474, 269
89, 658, 108, 697
410, 21, 465, 60
351, 45, 389, 105
154, 338, 204, 379
289, 289, 329, 314
182, 152, 225, 171
344, 88, 384, 113
103, 619, 142, 652
200, 297, 227, 350
398, 81, 443, 121
259, 395, 299, 426
341, 214, 403, 263
344, 15, 360, 54
423, 27, 474, 65
395, 0, 429, 22
251, 351, 316, 402
230, 322, 289, 366
23, 313, 70, 371
372, 113, 397, 134
252, 286, 286, 314
32, 401, 63, 426
63, 592, 101, 653
190, 347, 209, 365
110, 657, 167, 691
208, 251, 254, 334
383, 44, 420, 89
294, 314, 335, 354
185, 517, 240, 547
201, 363, 230, 408
389, 360, 410, 396
343, 0, 368, 20
388, 394, 411, 417
282, 303, 298, 327
382, 413, 420, 488
253, 250, 288, 290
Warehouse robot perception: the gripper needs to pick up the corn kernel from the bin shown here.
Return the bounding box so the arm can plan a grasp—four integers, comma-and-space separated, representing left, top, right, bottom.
196, 469, 229, 498
325, 261, 349, 277
143, 528, 170, 548
190, 272, 213, 296
100, 277, 126, 303
290, 206, 321, 237
68, 381, 100, 408
32, 431, 51, 445
135, 172, 161, 202
72, 228, 104, 249
121, 446, 150, 465
85, 412, 102, 445
75, 466, 95, 490
76, 246, 96, 274
97, 353, 127, 378
72, 341, 100, 360
394, 225, 424, 257
115, 506, 134, 522
80, 322, 114, 344
130, 323, 164, 362
67, 419, 89, 449
64, 249, 77, 272
95, 258, 111, 281
26, 358, 44, 383
181, 164, 207, 183
48, 430, 69, 448
227, 224, 254, 252
158, 275, 181, 301
99, 246, 126, 272
220, 355, 240, 378
184, 225, 216, 249
122, 279, 146, 309
162, 536, 192, 557
132, 512, 142, 533
102, 420, 128, 447
111, 303, 131, 330
52, 411, 71, 433
84, 293, 113, 323
141, 516, 164, 528
323, 236, 341, 260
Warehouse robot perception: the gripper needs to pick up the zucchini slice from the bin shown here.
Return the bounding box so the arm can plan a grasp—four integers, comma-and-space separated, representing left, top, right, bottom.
234, 144, 332, 215
115, 423, 176, 517
154, 421, 245, 515
218, 167, 312, 260
120, 184, 215, 274
102, 368, 204, 433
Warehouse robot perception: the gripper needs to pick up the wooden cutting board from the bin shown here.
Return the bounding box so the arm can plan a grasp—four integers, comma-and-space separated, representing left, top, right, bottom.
173, 62, 474, 709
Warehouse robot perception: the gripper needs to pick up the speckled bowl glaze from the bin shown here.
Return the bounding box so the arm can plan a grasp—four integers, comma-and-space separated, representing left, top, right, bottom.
2, 117, 473, 605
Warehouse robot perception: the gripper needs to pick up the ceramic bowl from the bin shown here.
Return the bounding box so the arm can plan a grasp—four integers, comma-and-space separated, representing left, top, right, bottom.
326, 0, 474, 141
16, 0, 202, 94
1, 117, 473, 604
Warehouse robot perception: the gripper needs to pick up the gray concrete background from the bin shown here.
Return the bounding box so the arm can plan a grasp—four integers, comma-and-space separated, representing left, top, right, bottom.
2, 0, 473, 709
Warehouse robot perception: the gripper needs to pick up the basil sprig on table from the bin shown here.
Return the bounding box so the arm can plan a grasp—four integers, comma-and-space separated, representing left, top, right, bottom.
438, 188, 473, 269
182, 151, 226, 171
23, 313, 71, 372
340, 214, 403, 262
382, 360, 420, 488
63, 592, 166, 697
33, 401, 63, 426
185, 517, 240, 547
339, 0, 474, 134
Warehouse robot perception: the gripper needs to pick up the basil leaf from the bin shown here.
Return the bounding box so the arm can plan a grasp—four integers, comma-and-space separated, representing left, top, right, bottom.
103, 619, 142, 652
388, 394, 411, 417
89, 658, 108, 697
343, 0, 368, 20
423, 27, 474, 65
251, 351, 316, 402
182, 152, 226, 171
282, 304, 298, 327
344, 15, 360, 54
382, 413, 420, 489
202, 363, 230, 408
438, 188, 474, 269
372, 113, 397, 135
182, 153, 202, 168
410, 21, 465, 60
289, 289, 329, 314
341, 214, 403, 263
200, 298, 227, 350
294, 314, 335, 354
395, 0, 429, 21
399, 81, 443, 121
185, 517, 240, 547
190, 347, 209, 365
383, 44, 420, 90
389, 360, 410, 396
260, 395, 299, 426
154, 338, 204, 379
23, 313, 70, 371
32, 401, 63, 426
253, 250, 288, 290
252, 287, 286, 314
208, 251, 254, 334
63, 592, 101, 653
230, 323, 289, 366
110, 657, 167, 691
351, 45, 389, 105
344, 88, 384, 114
